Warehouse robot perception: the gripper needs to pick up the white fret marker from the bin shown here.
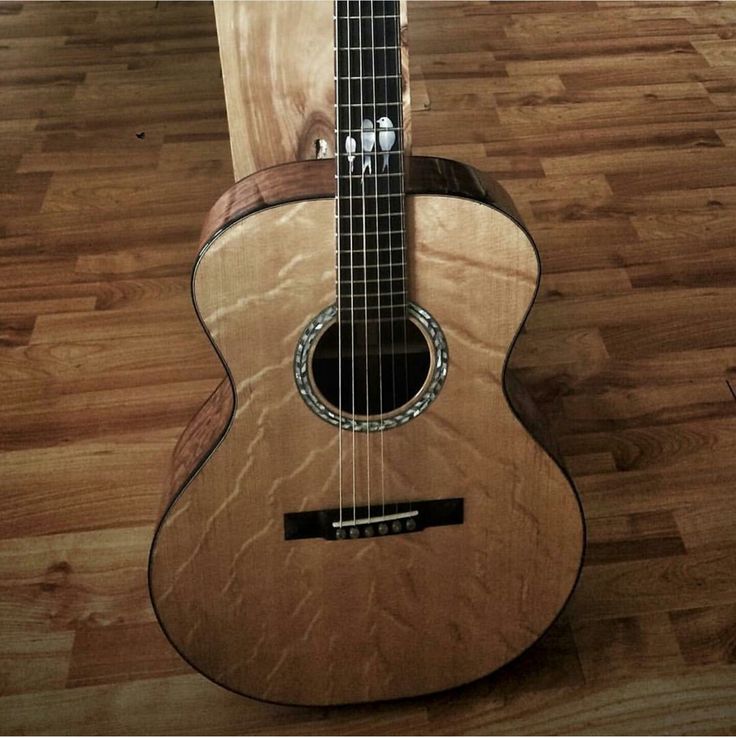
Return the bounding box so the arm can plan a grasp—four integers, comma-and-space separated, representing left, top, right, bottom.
361, 118, 375, 176
377, 117, 396, 172
344, 135, 357, 173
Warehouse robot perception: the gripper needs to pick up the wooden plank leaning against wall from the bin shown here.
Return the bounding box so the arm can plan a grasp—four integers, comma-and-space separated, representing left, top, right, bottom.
214, 0, 412, 178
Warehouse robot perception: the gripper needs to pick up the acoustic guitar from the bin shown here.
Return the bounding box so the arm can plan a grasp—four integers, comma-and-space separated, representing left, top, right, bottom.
149, 0, 584, 706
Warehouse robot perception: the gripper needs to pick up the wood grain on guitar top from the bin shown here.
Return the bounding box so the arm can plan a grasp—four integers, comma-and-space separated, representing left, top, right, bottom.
149, 160, 584, 705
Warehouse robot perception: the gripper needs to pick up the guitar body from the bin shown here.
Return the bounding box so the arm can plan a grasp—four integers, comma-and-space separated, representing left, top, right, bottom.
149, 157, 584, 706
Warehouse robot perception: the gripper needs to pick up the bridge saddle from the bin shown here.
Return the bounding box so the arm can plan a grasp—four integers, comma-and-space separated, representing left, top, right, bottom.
283, 498, 463, 541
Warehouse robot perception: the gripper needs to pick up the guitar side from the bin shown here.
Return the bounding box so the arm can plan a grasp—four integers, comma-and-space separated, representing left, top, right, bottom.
149, 157, 585, 706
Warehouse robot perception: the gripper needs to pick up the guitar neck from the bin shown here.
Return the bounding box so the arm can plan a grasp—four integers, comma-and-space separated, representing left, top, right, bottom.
334, 0, 408, 325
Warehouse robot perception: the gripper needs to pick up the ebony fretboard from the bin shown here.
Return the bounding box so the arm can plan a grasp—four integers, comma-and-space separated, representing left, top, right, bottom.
334, 0, 406, 324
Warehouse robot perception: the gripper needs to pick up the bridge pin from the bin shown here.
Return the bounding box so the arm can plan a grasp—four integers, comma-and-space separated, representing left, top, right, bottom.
405, 518, 417, 531
377, 523, 389, 535
391, 520, 403, 533
335, 528, 347, 540
364, 525, 375, 537
349, 527, 361, 539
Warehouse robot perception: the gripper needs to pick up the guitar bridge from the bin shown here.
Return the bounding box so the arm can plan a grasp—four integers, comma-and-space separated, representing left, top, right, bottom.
283, 498, 463, 541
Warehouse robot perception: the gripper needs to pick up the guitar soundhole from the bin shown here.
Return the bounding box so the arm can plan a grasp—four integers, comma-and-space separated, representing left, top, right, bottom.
310, 318, 432, 419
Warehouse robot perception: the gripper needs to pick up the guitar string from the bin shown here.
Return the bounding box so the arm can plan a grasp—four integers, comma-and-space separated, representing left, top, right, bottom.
358, 0, 372, 520
380, 0, 397, 517
375, 1, 398, 515
345, 0, 358, 525
393, 1, 409, 517
370, 0, 386, 519
338, 1, 400, 530
333, 1, 343, 529
385, 3, 399, 507
395, 1, 409, 517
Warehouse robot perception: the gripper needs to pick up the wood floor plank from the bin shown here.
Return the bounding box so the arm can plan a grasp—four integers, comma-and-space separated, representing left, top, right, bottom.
422, 668, 736, 736
0, 631, 74, 697
571, 612, 684, 682
670, 604, 736, 666
0, 434, 176, 538
569, 547, 736, 621
675, 501, 736, 553
66, 622, 189, 688
0, 526, 154, 631
0, 674, 322, 736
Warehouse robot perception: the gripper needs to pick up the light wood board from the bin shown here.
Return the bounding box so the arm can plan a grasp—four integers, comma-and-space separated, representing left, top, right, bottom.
214, 0, 412, 179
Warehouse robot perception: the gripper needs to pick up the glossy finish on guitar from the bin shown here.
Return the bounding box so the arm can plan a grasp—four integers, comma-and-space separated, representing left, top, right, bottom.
148, 157, 584, 706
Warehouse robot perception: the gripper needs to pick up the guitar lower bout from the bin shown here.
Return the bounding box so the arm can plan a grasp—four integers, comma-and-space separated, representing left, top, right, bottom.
148, 157, 585, 706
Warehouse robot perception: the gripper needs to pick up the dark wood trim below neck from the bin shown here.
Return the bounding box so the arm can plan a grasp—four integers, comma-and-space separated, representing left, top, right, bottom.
199, 155, 526, 248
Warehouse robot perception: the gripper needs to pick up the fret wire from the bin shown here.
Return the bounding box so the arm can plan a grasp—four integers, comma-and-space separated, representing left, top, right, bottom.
333, 73, 402, 79
338, 238, 405, 244
337, 209, 405, 215
337, 317, 409, 323
336, 16, 400, 21
338, 267, 407, 274
333, 127, 406, 134
337, 212, 405, 216
335, 203, 406, 209
335, 173, 403, 179
335, 46, 401, 51
338, 271, 406, 279
338, 275, 405, 282
338, 262, 406, 269
340, 312, 405, 324
336, 101, 402, 106
335, 149, 406, 155
336, 208, 404, 214
337, 262, 405, 269
337, 254, 406, 260
337, 260, 406, 266
337, 231, 406, 238
338, 304, 407, 315
338, 262, 407, 268
337, 217, 408, 223
338, 262, 406, 271
338, 305, 408, 312
337, 222, 406, 228
337, 228, 405, 235
334, 12, 401, 17
336, 274, 405, 281
338, 245, 407, 252
340, 294, 407, 301
339, 274, 406, 279
338, 301, 407, 305
338, 192, 406, 199
338, 280, 407, 287
340, 284, 408, 292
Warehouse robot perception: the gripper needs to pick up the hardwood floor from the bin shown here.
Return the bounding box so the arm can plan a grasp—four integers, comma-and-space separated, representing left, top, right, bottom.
1, 0, 735, 733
